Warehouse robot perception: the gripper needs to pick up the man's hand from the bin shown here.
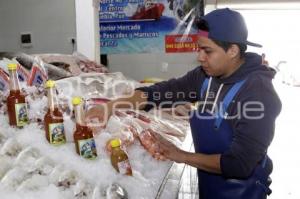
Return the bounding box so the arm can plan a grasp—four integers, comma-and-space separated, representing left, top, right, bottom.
150, 130, 184, 163
150, 131, 221, 174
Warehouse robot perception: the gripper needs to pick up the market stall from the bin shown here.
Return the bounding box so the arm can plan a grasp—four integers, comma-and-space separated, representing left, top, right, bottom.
0, 55, 192, 199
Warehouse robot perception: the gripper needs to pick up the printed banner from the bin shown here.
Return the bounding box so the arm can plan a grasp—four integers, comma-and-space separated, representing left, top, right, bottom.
100, 0, 203, 54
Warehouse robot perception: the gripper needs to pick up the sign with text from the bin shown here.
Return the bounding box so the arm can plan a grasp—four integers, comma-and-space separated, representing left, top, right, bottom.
100, 0, 203, 54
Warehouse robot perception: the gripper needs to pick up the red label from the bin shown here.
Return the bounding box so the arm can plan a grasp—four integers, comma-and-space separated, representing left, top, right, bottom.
27, 66, 48, 86
165, 34, 199, 53
17, 64, 30, 82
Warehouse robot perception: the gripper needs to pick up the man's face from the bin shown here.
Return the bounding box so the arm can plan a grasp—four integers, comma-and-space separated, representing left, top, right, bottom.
197, 36, 232, 77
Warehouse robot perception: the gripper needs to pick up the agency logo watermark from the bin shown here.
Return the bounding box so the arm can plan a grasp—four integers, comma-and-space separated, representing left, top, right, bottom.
53, 79, 265, 127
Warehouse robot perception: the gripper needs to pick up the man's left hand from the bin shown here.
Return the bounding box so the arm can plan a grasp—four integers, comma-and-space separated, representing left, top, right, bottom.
150, 130, 184, 163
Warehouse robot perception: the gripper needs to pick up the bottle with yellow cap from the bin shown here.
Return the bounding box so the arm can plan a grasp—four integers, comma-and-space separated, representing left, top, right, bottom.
44, 80, 66, 145
72, 97, 97, 159
6, 63, 29, 127
110, 138, 132, 176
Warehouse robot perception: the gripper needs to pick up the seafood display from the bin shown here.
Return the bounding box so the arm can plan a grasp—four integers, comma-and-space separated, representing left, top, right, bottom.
0, 117, 179, 198
55, 72, 141, 100
0, 142, 104, 198
0, 52, 108, 81
104, 109, 189, 158
0, 64, 190, 198
35, 53, 108, 74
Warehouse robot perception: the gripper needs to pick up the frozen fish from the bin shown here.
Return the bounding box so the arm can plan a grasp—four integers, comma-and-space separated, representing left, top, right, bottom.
0, 138, 22, 157
0, 52, 72, 80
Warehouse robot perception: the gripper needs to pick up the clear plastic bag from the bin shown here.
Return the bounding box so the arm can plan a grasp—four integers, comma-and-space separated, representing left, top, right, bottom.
104, 109, 189, 157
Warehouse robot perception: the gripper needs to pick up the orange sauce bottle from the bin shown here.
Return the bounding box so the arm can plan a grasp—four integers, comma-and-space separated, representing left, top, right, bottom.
44, 80, 66, 145
72, 97, 97, 159
110, 139, 132, 176
6, 63, 29, 127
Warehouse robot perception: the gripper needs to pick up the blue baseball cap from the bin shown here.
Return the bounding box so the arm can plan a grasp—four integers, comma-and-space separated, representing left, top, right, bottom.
198, 8, 262, 48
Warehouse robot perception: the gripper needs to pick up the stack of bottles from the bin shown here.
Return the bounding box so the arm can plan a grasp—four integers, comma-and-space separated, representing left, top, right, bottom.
5, 63, 133, 176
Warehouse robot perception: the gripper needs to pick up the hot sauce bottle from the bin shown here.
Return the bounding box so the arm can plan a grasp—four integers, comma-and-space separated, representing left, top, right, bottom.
72, 97, 97, 159
6, 63, 29, 127
44, 80, 66, 145
110, 139, 132, 176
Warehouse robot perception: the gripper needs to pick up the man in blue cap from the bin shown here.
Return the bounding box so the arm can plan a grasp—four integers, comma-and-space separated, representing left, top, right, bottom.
86, 8, 281, 199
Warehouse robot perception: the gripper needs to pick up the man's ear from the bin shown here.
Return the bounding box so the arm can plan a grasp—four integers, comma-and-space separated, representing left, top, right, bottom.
227, 44, 240, 58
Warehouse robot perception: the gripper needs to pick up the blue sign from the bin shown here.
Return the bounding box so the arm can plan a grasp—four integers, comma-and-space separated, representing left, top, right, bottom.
100, 0, 202, 54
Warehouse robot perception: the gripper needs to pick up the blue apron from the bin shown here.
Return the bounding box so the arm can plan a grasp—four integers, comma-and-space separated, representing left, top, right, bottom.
190, 78, 272, 199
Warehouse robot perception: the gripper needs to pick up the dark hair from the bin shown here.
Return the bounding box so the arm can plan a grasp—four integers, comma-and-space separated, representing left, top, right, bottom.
213, 40, 247, 58
195, 19, 247, 58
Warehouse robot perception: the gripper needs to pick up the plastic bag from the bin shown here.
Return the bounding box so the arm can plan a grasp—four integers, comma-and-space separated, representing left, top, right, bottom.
104, 109, 189, 157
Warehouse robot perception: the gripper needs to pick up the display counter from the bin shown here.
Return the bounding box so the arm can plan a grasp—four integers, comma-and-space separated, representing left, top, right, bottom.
0, 73, 194, 199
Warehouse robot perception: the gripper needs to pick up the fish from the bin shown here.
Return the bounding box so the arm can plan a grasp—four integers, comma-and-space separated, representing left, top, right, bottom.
0, 52, 72, 80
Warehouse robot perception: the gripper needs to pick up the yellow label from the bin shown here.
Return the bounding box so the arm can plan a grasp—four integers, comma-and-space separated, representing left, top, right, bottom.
78, 138, 97, 159
49, 123, 66, 145
15, 103, 28, 127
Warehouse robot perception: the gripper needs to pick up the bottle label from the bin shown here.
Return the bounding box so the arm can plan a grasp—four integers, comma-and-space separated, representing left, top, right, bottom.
78, 138, 97, 159
49, 123, 66, 145
15, 103, 29, 127
117, 159, 131, 175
